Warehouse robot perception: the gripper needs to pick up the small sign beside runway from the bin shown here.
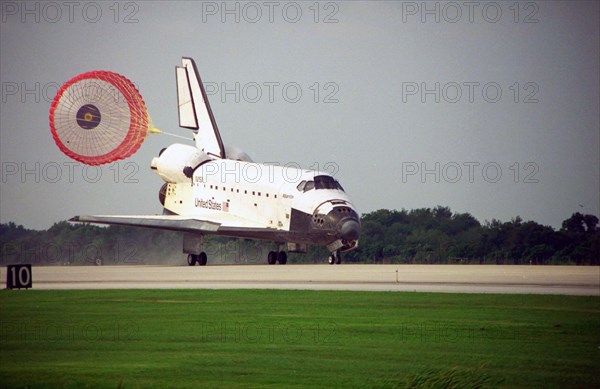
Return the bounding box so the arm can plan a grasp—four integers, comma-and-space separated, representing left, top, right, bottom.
6, 264, 32, 289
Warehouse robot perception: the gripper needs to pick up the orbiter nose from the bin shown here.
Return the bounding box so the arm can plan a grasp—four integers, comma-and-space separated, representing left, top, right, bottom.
338, 219, 360, 240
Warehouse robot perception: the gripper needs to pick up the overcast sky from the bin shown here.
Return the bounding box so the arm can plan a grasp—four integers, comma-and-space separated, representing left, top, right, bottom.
1, 1, 598, 230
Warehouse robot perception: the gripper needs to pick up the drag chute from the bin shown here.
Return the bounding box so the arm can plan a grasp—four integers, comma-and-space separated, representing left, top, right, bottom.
49, 71, 150, 166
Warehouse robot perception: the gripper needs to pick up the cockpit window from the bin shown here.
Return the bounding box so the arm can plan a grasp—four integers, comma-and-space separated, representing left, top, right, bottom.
314, 175, 344, 191
297, 176, 344, 192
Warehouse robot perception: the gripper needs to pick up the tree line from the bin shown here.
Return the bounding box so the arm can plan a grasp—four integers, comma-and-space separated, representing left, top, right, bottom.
343, 207, 598, 265
1, 207, 598, 265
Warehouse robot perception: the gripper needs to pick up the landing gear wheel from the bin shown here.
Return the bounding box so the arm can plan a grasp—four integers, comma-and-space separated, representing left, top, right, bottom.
277, 251, 287, 265
328, 251, 342, 265
187, 253, 207, 266
199, 252, 207, 266
267, 251, 277, 265
187, 254, 197, 266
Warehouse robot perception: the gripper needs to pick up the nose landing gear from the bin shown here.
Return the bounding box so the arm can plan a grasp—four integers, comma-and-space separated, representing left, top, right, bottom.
328, 250, 342, 265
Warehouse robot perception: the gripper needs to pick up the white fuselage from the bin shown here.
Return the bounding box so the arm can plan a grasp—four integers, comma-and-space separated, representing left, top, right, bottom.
164, 159, 350, 227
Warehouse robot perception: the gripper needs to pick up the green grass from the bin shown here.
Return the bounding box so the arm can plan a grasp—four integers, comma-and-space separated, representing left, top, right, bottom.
1, 290, 598, 388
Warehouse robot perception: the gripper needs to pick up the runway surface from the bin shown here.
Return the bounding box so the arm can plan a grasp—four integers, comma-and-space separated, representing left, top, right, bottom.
2, 265, 599, 295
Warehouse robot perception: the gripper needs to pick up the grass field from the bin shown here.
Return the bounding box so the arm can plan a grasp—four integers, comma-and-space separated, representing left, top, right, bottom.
1, 290, 599, 388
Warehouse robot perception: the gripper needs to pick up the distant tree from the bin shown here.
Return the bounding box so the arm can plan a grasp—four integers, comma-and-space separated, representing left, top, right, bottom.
562, 212, 587, 234
583, 214, 599, 232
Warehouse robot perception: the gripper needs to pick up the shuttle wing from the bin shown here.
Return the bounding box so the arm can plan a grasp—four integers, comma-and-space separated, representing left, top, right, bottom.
70, 215, 221, 233
70, 213, 282, 241
176, 57, 225, 159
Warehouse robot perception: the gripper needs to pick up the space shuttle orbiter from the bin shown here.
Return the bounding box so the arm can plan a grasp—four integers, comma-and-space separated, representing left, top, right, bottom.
72, 57, 360, 266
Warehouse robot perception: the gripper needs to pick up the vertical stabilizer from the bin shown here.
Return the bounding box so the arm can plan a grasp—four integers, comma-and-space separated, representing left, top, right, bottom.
176, 57, 225, 159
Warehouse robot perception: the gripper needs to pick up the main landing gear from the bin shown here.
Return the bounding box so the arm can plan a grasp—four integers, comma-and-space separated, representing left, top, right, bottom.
328, 250, 342, 265
184, 233, 207, 266
187, 252, 207, 266
267, 251, 287, 265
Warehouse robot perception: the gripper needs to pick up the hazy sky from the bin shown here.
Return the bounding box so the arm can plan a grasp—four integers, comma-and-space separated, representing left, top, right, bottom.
1, 1, 598, 230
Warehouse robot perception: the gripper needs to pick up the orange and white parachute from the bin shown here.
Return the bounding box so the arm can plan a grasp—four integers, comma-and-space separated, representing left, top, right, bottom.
49, 71, 154, 166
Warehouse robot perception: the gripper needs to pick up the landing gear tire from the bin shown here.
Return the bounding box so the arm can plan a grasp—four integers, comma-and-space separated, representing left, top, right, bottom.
277, 251, 287, 265
329, 251, 342, 265
199, 252, 207, 266
268, 251, 277, 265
187, 252, 207, 266
187, 254, 196, 266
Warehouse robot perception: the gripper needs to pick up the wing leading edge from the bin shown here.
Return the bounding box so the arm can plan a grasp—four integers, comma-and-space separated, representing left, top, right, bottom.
70, 215, 221, 233
70, 214, 286, 242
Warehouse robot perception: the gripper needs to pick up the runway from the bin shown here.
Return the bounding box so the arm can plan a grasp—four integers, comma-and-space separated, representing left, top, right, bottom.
2, 265, 598, 295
